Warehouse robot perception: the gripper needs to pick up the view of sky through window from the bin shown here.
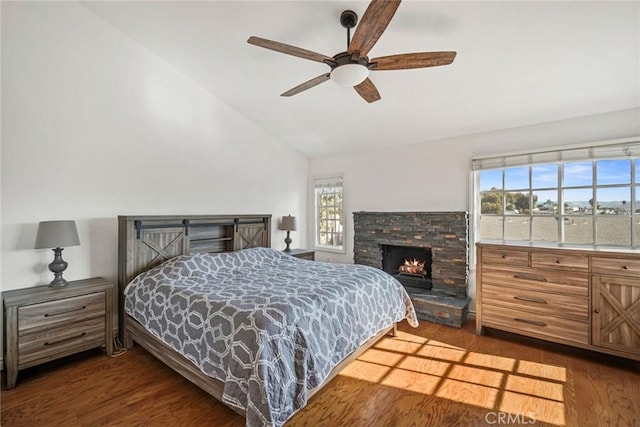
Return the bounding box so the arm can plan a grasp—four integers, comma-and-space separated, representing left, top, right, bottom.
477, 155, 638, 246
532, 164, 557, 188
564, 161, 592, 187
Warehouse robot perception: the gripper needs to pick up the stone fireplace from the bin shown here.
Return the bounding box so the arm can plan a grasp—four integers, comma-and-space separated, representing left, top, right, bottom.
354, 211, 469, 327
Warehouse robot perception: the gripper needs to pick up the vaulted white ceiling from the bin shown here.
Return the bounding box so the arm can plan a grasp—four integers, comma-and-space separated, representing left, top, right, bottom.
82, 1, 640, 159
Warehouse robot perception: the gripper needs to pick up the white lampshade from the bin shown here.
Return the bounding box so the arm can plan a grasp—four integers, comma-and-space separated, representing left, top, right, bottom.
330, 64, 369, 86
34, 220, 80, 249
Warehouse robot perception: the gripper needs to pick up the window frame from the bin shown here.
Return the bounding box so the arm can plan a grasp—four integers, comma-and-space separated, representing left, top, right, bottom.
312, 174, 346, 254
470, 138, 640, 264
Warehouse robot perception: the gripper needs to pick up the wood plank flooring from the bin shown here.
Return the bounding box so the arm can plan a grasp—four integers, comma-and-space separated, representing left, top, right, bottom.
2, 319, 638, 427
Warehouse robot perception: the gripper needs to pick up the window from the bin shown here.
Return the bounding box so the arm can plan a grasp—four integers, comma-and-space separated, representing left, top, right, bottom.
473, 139, 640, 248
313, 176, 345, 252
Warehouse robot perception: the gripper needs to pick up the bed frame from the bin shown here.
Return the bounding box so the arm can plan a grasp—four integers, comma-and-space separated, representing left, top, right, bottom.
117, 214, 396, 418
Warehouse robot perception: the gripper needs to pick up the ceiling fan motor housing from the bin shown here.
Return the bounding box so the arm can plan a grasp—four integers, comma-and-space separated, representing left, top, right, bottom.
330, 52, 370, 86
331, 52, 369, 69
340, 10, 358, 29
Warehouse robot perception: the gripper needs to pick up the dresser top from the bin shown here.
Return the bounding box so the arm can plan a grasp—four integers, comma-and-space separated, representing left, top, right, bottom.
477, 240, 640, 256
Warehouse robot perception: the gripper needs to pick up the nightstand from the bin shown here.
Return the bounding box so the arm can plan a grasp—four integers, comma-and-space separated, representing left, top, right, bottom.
3, 277, 114, 389
286, 248, 315, 261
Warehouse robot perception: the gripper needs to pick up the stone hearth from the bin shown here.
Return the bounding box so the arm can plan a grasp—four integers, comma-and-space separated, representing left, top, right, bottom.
354, 211, 469, 327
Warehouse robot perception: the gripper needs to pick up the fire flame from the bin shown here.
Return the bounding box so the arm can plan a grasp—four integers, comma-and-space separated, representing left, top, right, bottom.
400, 258, 426, 274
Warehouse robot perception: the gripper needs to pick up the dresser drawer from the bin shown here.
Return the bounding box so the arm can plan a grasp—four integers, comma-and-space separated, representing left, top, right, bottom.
18, 317, 106, 368
482, 284, 588, 321
481, 265, 588, 297
18, 293, 105, 335
482, 304, 589, 345
480, 248, 529, 267
531, 252, 589, 271
591, 256, 640, 277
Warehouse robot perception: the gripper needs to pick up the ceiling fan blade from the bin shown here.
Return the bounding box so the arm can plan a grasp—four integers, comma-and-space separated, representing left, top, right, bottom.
354, 78, 381, 103
248, 36, 334, 64
348, 0, 401, 58
371, 51, 457, 70
281, 73, 331, 97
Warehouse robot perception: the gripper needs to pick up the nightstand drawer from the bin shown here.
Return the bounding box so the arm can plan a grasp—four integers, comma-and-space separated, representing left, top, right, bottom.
18, 293, 105, 334
18, 317, 106, 368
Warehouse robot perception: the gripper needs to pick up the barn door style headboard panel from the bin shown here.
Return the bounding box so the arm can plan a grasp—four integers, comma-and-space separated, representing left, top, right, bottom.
117, 214, 272, 337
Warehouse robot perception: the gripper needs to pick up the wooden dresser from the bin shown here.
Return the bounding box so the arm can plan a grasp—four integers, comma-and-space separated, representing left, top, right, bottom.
476, 242, 640, 361
3, 277, 114, 388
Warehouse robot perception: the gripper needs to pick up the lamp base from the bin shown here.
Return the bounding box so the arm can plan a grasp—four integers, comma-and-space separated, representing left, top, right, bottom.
50, 277, 69, 287
284, 232, 292, 252
48, 247, 69, 287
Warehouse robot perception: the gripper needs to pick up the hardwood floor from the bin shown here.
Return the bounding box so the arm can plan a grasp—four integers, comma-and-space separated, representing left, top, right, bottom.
2, 319, 638, 427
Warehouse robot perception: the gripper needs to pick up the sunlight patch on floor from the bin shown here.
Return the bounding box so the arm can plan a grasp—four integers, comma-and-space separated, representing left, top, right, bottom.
357, 348, 406, 367
380, 366, 443, 394
435, 378, 501, 409
447, 364, 505, 388
500, 390, 566, 425
415, 342, 467, 362
505, 374, 565, 401
517, 360, 567, 382
340, 360, 391, 382
338, 329, 568, 427
396, 355, 451, 377
463, 351, 517, 372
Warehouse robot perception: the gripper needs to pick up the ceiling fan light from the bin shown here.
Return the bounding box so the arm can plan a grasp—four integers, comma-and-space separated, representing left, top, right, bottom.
330, 64, 369, 87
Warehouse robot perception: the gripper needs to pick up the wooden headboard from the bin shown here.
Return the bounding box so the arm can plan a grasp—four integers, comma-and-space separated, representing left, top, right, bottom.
117, 214, 271, 337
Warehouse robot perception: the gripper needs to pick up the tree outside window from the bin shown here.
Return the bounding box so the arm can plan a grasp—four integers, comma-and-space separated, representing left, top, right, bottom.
314, 176, 344, 252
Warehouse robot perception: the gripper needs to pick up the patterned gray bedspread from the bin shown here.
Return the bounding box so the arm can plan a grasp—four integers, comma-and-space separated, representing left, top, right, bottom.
124, 247, 418, 427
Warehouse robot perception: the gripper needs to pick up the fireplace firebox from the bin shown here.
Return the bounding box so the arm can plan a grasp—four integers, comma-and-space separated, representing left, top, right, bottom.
382, 245, 432, 290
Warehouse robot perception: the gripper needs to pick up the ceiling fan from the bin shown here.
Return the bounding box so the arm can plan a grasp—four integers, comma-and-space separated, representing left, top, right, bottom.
247, 0, 456, 103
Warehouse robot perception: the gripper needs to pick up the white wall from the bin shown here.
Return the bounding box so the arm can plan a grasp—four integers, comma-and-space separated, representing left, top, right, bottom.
0, 0, 308, 355
309, 108, 640, 308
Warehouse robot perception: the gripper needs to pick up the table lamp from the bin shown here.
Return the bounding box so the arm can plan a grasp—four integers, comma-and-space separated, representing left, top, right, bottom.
34, 220, 80, 286
279, 215, 297, 252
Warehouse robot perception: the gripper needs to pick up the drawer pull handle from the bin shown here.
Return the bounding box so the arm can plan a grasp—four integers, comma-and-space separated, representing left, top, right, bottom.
622, 265, 629, 270
514, 318, 547, 327
44, 306, 87, 317
555, 259, 561, 264
513, 274, 547, 283
514, 296, 547, 304
44, 332, 87, 346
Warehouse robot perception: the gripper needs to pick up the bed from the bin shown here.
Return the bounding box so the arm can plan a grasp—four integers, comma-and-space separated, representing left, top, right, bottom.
118, 214, 418, 427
